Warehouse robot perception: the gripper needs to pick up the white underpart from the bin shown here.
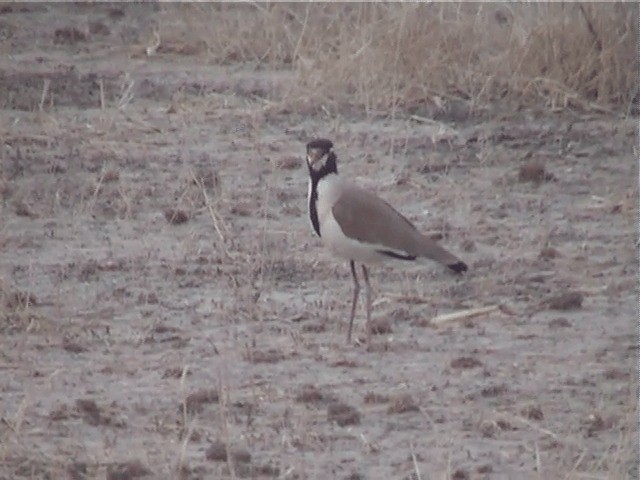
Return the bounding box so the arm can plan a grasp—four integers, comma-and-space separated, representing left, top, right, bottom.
314, 173, 403, 264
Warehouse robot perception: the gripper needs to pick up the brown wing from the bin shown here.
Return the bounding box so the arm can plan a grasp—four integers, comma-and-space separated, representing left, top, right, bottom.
331, 184, 461, 266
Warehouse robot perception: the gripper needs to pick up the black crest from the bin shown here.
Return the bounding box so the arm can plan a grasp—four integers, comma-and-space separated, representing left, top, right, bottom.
306, 139, 333, 154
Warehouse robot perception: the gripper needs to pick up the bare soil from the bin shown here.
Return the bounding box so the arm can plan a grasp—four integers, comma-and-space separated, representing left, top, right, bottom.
0, 5, 636, 480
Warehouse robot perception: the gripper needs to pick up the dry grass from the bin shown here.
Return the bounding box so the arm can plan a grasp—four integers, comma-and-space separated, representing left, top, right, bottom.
170, 3, 637, 114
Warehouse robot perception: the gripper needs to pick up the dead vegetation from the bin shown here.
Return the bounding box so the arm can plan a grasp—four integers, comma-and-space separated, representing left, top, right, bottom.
174, 3, 637, 114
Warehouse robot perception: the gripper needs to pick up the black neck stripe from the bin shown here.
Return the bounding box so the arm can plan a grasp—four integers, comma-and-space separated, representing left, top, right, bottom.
307, 152, 339, 238
309, 176, 321, 237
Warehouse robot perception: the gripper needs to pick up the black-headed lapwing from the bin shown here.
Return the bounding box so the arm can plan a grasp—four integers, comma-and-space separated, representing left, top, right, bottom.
305, 138, 468, 347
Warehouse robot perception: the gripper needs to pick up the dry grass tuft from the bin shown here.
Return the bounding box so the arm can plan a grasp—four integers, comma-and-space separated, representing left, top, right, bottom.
480, 384, 508, 398
387, 393, 420, 414
243, 347, 286, 364
173, 3, 637, 114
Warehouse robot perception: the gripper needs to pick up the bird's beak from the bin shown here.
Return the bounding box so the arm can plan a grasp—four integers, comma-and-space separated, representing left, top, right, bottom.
307, 148, 325, 166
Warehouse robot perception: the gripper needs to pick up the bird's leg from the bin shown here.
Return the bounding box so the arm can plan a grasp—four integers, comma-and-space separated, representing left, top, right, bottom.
362, 265, 372, 348
347, 260, 360, 344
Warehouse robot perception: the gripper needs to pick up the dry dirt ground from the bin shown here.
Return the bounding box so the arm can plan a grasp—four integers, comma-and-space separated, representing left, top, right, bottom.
0, 5, 637, 480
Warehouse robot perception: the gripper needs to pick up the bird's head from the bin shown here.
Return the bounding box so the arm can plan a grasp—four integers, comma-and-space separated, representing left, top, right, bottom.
306, 139, 337, 176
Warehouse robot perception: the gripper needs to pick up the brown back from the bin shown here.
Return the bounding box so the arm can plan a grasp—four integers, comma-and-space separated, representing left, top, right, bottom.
331, 184, 460, 266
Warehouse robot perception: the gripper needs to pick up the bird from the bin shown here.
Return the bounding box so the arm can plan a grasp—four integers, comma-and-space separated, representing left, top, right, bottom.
305, 138, 468, 347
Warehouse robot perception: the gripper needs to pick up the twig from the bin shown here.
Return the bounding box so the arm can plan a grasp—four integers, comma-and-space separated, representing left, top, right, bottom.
430, 305, 500, 326
190, 170, 233, 259
217, 374, 237, 480
117, 74, 136, 110
291, 3, 310, 65
577, 4, 602, 52
508, 413, 582, 447
177, 366, 194, 476
409, 114, 440, 125
564, 448, 588, 480
39, 79, 50, 111
119, 110, 162, 133
410, 443, 422, 480
99, 78, 105, 110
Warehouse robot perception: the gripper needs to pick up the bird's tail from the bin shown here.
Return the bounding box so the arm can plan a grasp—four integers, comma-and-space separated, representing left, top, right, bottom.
415, 235, 468, 274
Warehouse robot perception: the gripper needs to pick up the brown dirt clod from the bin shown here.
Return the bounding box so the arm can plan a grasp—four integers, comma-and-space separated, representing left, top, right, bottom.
363, 391, 390, 404
345, 473, 364, 480
452, 468, 470, 480
496, 418, 515, 431
164, 208, 191, 225
89, 21, 110, 36
205, 441, 227, 462
54, 27, 87, 45
66, 462, 88, 480
302, 322, 326, 333
105, 460, 152, 480
182, 388, 219, 414
603, 367, 628, 380
539, 246, 561, 259
518, 162, 554, 183
477, 464, 494, 474
232, 448, 252, 464
205, 441, 251, 464
450, 356, 483, 369
75, 398, 103, 426
480, 384, 508, 397
371, 317, 393, 335
62, 337, 89, 353
230, 202, 253, 217
108, 7, 125, 19
49, 404, 71, 421
548, 317, 572, 328
582, 413, 612, 437
102, 170, 120, 183
14, 200, 37, 218
296, 384, 324, 404
327, 401, 361, 426
547, 291, 583, 310
521, 404, 544, 420
331, 358, 359, 368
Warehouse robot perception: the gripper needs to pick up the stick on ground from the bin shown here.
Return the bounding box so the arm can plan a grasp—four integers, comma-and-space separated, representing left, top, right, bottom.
430, 305, 500, 327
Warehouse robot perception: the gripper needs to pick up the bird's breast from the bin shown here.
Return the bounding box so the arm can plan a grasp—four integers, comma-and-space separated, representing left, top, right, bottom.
308, 173, 342, 238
